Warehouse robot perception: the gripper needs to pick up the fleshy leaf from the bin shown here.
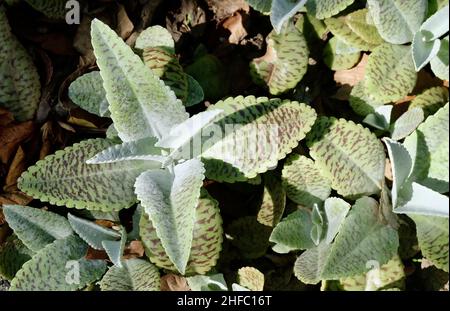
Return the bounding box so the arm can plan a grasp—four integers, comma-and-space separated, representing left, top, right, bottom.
410, 215, 449, 272
323, 198, 351, 244
187, 274, 229, 291
237, 267, 265, 291
306, 0, 355, 20
306, 117, 386, 198
0, 9, 40, 121
409, 87, 449, 117
270, 0, 307, 33
403, 103, 449, 193
363, 106, 393, 131
10, 235, 107, 291
419, 4, 449, 41
135, 159, 205, 275
135, 26, 175, 51
282, 154, 331, 207
0, 235, 33, 281
295, 197, 399, 284
68, 71, 109, 117
18, 139, 156, 211
256, 173, 286, 227
99, 259, 160, 291
323, 37, 361, 71
67, 213, 121, 250
140, 189, 223, 275
367, 0, 428, 44
365, 44, 417, 103
412, 32, 441, 71
349, 80, 385, 117
430, 36, 449, 81
202, 96, 317, 182
250, 26, 309, 95
270, 209, 315, 253
3, 205, 73, 252
91, 19, 188, 142
391, 108, 425, 141
87, 137, 166, 164
101, 229, 126, 268
24, 0, 67, 19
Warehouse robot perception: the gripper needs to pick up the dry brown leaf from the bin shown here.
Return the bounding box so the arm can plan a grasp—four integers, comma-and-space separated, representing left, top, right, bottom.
385, 159, 393, 181
205, 0, 249, 20
0, 192, 32, 206
160, 274, 191, 291
123, 240, 145, 259
116, 4, 134, 40
85, 247, 109, 260
334, 54, 368, 87
221, 12, 248, 44
0, 121, 34, 164
0, 208, 5, 226
94, 219, 116, 228
0, 108, 14, 127
4, 146, 26, 189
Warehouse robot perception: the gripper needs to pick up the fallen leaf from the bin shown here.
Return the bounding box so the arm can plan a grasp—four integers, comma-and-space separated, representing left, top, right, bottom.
0, 121, 34, 164
205, 0, 249, 20
123, 240, 145, 259
4, 146, 26, 189
160, 274, 191, 291
0, 108, 14, 127
221, 12, 248, 44
85, 247, 109, 260
95, 220, 116, 228
116, 4, 134, 40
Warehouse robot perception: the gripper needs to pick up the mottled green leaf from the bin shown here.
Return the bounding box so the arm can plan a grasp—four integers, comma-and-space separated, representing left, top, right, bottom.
410, 215, 449, 272
67, 213, 121, 250
409, 87, 449, 117
135, 26, 175, 51
324, 37, 361, 70
18, 139, 156, 211
99, 259, 160, 291
367, 0, 428, 44
306, 0, 355, 19
91, 19, 188, 142
270, 209, 315, 253
3, 205, 73, 252
270, 0, 307, 33
68, 71, 109, 117
391, 108, 424, 141
135, 159, 205, 275
256, 173, 286, 227
87, 137, 165, 164
0, 235, 33, 281
251, 27, 308, 95
140, 189, 223, 275
404, 103, 449, 193
202, 96, 317, 182
282, 154, 331, 207
365, 44, 417, 103
25, 0, 67, 19
10, 235, 107, 291
238, 267, 265, 291
246, 0, 272, 13
349, 80, 385, 117
306, 117, 386, 198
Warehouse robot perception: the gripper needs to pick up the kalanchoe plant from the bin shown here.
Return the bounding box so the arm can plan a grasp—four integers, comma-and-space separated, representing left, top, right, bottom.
0, 0, 448, 292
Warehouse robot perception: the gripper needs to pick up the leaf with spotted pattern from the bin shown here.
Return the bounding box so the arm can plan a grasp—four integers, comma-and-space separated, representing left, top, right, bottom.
18, 139, 158, 212
10, 235, 107, 291
306, 0, 355, 19
0, 235, 33, 281
91, 19, 188, 142
99, 259, 160, 291
237, 267, 265, 291
306, 117, 386, 198
25, 0, 68, 19
250, 26, 309, 95
140, 189, 223, 275
256, 173, 286, 227
409, 87, 449, 118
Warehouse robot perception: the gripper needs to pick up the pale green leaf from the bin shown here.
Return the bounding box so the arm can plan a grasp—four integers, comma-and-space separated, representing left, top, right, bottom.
409, 87, 449, 117
251, 27, 308, 95
282, 154, 331, 207
324, 37, 361, 70
270, 209, 315, 252
87, 137, 165, 164
246, 0, 272, 13
324, 198, 351, 244
67, 213, 121, 250
18, 139, 156, 211
135, 26, 175, 51
101, 228, 126, 267
367, 0, 428, 44
99, 259, 160, 291
3, 205, 73, 252
91, 19, 188, 142
363, 106, 393, 131
202, 96, 317, 182
187, 274, 229, 291
237, 267, 265, 291
306, 117, 386, 198
391, 108, 425, 141
0, 235, 33, 281
420, 4, 449, 41
256, 173, 286, 227
412, 32, 441, 71
135, 159, 205, 274
294, 242, 332, 284
365, 44, 417, 103
68, 71, 109, 117
10, 235, 107, 291
306, 0, 355, 19
410, 215, 449, 272
430, 36, 449, 80
349, 80, 385, 117
140, 189, 223, 275
270, 0, 307, 33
